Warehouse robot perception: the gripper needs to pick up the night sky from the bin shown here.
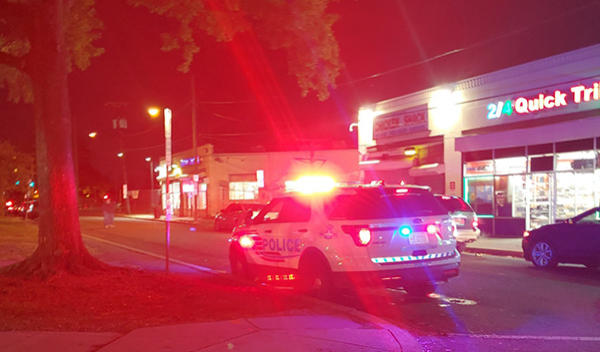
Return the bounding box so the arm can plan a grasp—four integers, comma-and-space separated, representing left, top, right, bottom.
0, 0, 599, 190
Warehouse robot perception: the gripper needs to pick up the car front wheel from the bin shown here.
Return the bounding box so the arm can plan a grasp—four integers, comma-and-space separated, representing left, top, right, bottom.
229, 248, 249, 280
530, 241, 558, 269
297, 258, 334, 300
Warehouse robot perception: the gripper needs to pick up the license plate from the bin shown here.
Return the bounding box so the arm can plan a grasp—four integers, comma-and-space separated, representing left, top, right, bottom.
453, 217, 466, 226
409, 232, 429, 244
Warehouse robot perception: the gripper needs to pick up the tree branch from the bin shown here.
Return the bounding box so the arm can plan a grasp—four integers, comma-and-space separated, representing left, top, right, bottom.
0, 51, 25, 71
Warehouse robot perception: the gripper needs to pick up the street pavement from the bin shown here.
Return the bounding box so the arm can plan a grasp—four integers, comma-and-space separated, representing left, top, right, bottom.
2, 214, 599, 351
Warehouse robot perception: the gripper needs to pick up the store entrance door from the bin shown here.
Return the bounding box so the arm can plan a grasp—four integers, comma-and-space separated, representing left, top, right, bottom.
527, 173, 553, 230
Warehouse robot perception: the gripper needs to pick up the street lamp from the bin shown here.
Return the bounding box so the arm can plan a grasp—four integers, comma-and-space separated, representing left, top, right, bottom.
145, 157, 156, 216
88, 132, 97, 138
148, 107, 173, 274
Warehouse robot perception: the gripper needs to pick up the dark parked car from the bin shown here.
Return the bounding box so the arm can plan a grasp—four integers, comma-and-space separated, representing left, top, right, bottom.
522, 207, 600, 269
215, 202, 265, 232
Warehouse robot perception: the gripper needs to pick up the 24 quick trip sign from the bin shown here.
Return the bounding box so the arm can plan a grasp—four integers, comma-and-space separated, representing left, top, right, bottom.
486, 82, 599, 119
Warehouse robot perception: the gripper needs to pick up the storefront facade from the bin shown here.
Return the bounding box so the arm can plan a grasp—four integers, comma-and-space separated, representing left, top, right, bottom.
357, 45, 600, 236
156, 144, 360, 217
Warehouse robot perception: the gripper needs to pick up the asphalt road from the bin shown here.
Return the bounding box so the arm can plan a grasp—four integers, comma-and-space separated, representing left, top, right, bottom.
80, 216, 600, 352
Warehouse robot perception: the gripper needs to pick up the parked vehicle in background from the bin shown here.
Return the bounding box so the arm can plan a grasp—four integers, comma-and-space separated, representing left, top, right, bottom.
229, 179, 460, 298
215, 202, 265, 232
4, 200, 17, 216
18, 200, 39, 220
434, 194, 480, 252
522, 207, 600, 269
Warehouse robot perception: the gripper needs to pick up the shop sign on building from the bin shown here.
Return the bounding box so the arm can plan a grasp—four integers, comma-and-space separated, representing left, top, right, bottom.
486, 81, 599, 119
373, 105, 429, 139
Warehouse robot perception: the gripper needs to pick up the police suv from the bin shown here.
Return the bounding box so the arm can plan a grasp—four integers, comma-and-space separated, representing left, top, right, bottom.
229, 178, 460, 297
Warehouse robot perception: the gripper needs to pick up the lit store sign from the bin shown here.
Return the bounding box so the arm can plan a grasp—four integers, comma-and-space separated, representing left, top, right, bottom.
486, 82, 599, 119
180, 157, 200, 166
373, 105, 428, 139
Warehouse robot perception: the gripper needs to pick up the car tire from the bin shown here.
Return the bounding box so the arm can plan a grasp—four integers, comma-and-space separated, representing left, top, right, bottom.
403, 282, 437, 296
456, 242, 467, 253
214, 220, 221, 232
297, 257, 334, 300
530, 241, 559, 269
229, 248, 249, 280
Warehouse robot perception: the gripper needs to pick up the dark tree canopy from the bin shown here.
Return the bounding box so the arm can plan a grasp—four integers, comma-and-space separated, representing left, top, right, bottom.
0, 0, 343, 277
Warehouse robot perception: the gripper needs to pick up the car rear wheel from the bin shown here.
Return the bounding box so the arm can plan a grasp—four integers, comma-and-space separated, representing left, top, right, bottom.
456, 242, 467, 253
531, 241, 558, 269
214, 220, 221, 231
403, 282, 437, 296
297, 258, 334, 300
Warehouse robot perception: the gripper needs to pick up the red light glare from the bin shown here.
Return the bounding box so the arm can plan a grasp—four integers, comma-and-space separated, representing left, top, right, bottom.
426, 224, 439, 235
103, 195, 109, 200
5, 201, 13, 206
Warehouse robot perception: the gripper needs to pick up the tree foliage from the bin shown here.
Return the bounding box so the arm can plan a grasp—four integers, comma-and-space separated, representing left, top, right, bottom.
1, 0, 342, 102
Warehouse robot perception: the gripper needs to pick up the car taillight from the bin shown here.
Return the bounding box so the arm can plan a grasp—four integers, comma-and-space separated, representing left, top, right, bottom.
472, 216, 479, 230
523, 230, 530, 238
341, 225, 371, 246
358, 229, 371, 245
426, 224, 441, 236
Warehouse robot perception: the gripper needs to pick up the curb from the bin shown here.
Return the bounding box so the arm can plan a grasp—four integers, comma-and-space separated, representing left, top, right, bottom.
82, 233, 423, 351
464, 247, 523, 258
119, 214, 212, 227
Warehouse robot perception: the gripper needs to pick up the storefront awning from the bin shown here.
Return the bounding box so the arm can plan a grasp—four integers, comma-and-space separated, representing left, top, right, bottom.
455, 117, 599, 152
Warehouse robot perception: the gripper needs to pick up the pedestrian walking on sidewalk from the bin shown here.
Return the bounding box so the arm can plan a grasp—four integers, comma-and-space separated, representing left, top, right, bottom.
102, 198, 116, 228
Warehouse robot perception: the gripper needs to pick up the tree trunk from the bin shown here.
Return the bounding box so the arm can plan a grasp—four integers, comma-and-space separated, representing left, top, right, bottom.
1, 0, 110, 277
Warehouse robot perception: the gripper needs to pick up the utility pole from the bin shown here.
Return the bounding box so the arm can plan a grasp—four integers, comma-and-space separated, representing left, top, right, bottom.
191, 75, 198, 222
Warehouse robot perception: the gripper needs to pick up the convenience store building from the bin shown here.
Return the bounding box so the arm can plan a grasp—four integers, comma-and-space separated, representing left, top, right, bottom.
356, 45, 600, 236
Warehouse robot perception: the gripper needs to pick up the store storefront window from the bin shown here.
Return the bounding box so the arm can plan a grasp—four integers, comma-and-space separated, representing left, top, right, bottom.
495, 157, 527, 174
464, 176, 493, 216
229, 174, 259, 201
556, 150, 596, 171
464, 160, 493, 176
229, 181, 258, 200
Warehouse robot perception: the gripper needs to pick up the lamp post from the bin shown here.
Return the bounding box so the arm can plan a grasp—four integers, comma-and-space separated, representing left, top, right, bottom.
145, 157, 155, 215
149, 107, 172, 274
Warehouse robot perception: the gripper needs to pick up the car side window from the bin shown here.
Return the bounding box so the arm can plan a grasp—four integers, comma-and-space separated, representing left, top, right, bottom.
576, 210, 600, 225
230, 204, 243, 212
278, 198, 311, 223
255, 199, 285, 223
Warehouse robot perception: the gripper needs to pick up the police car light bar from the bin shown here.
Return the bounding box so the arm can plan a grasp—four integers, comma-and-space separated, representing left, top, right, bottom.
294, 176, 336, 194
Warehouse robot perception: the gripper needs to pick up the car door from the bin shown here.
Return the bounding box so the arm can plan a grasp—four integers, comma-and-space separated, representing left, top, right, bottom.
251, 198, 286, 271
224, 204, 242, 230
573, 208, 600, 260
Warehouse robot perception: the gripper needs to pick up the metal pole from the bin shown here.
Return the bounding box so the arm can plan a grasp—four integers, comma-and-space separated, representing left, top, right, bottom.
164, 108, 173, 274
119, 130, 131, 214
191, 76, 198, 222
149, 160, 154, 214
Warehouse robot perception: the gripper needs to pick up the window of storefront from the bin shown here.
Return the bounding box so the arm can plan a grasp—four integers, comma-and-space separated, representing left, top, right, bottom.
462, 138, 600, 235
229, 174, 258, 200
161, 181, 181, 210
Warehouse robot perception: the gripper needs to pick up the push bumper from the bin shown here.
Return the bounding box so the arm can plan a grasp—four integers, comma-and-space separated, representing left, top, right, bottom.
331, 261, 460, 289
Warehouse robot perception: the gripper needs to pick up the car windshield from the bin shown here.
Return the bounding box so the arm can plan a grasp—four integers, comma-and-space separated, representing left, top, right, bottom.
436, 196, 474, 213
324, 188, 447, 220
243, 204, 264, 211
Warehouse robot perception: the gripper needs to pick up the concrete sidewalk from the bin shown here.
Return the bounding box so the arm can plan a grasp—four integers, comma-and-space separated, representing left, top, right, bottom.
465, 236, 523, 258
0, 315, 422, 352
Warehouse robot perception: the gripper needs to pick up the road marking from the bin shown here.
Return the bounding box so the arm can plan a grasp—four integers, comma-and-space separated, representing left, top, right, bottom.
82, 233, 226, 274
447, 333, 600, 341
